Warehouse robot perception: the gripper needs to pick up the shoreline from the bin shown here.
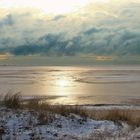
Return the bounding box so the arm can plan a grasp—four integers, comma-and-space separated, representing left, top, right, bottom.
1, 94, 140, 106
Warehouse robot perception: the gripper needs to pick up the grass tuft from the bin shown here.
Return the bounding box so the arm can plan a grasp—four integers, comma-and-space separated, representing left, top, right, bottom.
38, 111, 55, 125
3, 92, 21, 109
87, 109, 140, 127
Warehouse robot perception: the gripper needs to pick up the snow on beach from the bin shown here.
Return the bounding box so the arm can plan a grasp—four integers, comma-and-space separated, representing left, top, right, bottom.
0, 105, 140, 140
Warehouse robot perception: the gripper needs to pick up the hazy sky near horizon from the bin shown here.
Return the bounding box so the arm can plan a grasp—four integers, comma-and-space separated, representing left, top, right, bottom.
0, 0, 140, 56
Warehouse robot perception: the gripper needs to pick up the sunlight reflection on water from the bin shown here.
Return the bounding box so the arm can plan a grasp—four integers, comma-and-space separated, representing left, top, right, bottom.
0, 66, 140, 105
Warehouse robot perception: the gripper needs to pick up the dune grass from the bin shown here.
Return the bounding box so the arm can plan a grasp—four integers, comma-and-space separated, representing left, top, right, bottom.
86, 108, 140, 127
1, 93, 140, 127
3, 92, 22, 109
26, 98, 88, 124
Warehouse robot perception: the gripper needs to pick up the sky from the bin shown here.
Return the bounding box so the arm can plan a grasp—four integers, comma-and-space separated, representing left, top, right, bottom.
0, 0, 140, 58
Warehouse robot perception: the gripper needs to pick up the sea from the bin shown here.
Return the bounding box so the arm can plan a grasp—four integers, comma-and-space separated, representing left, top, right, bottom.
0, 65, 140, 105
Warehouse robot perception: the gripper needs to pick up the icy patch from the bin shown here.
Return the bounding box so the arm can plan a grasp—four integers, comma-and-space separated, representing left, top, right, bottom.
0, 108, 121, 140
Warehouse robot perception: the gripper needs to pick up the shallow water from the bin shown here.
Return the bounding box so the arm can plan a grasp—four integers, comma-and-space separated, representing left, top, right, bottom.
0, 66, 140, 105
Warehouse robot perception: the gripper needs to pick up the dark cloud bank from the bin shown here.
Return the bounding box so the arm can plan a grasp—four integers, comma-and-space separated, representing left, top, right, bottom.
0, 2, 140, 56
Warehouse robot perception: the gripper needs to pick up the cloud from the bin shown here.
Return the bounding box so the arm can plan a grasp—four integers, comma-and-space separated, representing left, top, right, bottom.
0, 1, 140, 56
52, 15, 66, 21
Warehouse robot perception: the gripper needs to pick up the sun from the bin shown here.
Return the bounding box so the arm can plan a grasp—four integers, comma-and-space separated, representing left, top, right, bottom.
38, 0, 89, 14
0, 0, 109, 15
57, 79, 70, 87
0, 0, 88, 14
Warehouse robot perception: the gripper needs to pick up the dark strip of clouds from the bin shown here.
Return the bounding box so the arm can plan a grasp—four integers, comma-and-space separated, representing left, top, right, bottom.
0, 2, 140, 56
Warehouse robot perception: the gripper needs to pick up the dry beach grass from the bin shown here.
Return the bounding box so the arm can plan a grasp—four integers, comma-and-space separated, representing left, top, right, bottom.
2, 93, 140, 127
0, 93, 140, 140
86, 108, 140, 127
3, 92, 140, 126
